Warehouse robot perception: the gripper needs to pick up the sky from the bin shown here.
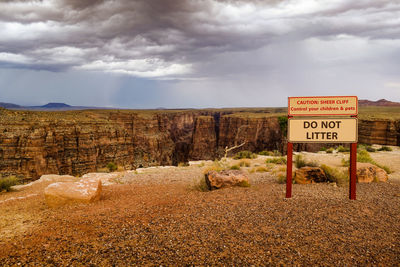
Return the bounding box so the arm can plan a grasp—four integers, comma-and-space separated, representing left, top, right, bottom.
0, 0, 399, 108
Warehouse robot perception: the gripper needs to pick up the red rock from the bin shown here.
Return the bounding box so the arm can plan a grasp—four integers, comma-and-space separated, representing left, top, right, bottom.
294, 167, 328, 184
205, 170, 249, 190
44, 178, 102, 208
356, 163, 388, 183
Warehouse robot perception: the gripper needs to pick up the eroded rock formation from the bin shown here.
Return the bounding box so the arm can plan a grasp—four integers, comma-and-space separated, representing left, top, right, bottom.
0, 108, 399, 180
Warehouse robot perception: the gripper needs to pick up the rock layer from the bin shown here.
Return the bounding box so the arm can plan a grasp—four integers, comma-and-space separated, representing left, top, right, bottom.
0, 108, 399, 180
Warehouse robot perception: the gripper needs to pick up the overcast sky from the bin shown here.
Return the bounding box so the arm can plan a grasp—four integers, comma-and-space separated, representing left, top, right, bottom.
0, 0, 399, 108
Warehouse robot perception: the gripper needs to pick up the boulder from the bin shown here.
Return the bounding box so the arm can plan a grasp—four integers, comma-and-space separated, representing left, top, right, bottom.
205, 170, 249, 190
357, 163, 388, 183
294, 167, 328, 184
11, 174, 78, 191
44, 178, 102, 208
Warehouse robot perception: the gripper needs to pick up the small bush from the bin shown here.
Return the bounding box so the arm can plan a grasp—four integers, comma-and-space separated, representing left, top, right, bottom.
277, 174, 286, 184
295, 154, 306, 168
337, 146, 350, 152
237, 180, 251, 187
106, 162, 118, 172
230, 164, 241, 170
378, 146, 392, 152
234, 150, 257, 159
320, 164, 349, 185
193, 177, 210, 192
273, 150, 282, 156
277, 173, 295, 184
256, 166, 269, 172
178, 162, 189, 167
266, 157, 287, 165
278, 166, 286, 172
342, 150, 392, 173
320, 147, 327, 152
366, 146, 376, 152
258, 151, 272, 156
0, 176, 19, 192
239, 159, 251, 167
326, 148, 334, 154
357, 150, 374, 163
306, 160, 320, 167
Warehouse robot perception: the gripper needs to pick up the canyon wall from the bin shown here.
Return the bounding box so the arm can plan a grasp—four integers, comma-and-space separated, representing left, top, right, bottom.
0, 109, 282, 180
0, 108, 399, 180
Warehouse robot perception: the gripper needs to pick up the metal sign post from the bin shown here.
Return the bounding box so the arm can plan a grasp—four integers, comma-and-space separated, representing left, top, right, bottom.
286, 96, 358, 200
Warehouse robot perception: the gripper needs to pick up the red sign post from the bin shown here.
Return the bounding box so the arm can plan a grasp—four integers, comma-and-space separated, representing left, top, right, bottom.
286, 96, 358, 200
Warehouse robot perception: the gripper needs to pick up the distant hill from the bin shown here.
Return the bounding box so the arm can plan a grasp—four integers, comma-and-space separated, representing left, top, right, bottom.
0, 102, 107, 111
359, 99, 400, 107
40, 103, 72, 108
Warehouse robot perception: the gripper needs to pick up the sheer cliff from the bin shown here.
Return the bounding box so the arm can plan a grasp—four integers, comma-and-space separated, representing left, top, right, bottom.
0, 108, 399, 180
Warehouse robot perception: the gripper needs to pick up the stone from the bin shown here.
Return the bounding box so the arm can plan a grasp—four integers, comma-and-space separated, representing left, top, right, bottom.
205, 170, 249, 190
11, 174, 78, 191
356, 163, 388, 183
44, 178, 102, 208
294, 167, 328, 184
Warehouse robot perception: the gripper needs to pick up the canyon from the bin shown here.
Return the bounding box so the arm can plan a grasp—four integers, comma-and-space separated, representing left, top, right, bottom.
0, 107, 399, 180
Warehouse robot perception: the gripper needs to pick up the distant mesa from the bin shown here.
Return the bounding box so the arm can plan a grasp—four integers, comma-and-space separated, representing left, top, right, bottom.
358, 99, 400, 107
40, 102, 72, 108
0, 102, 22, 109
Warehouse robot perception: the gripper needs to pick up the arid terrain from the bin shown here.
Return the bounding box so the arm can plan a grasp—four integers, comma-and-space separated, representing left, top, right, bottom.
1, 148, 399, 265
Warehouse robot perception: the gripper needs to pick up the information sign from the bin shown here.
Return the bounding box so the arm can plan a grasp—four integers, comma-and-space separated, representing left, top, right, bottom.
288, 96, 358, 116
288, 118, 358, 143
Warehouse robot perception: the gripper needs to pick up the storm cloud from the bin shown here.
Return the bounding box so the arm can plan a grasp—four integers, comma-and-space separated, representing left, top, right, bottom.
0, 0, 399, 107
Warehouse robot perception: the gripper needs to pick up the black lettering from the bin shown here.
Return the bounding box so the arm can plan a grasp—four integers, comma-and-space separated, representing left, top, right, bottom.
332, 132, 338, 139
304, 121, 310, 128
311, 121, 317, 128
336, 121, 341, 128
321, 121, 328, 128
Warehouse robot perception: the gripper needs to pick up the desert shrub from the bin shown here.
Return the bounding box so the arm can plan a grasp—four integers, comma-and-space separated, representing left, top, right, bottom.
256, 166, 269, 172
106, 162, 118, 172
278, 166, 286, 172
320, 164, 349, 185
193, 177, 209, 192
295, 154, 306, 168
295, 155, 319, 168
342, 150, 392, 174
278, 116, 288, 136
378, 146, 392, 152
266, 157, 287, 165
337, 145, 350, 152
306, 160, 319, 167
326, 148, 334, 154
258, 151, 272, 156
178, 162, 189, 167
203, 160, 225, 174
320, 147, 327, 152
357, 150, 374, 163
230, 164, 241, 170
366, 146, 376, 152
237, 180, 251, 187
239, 159, 251, 167
197, 162, 205, 168
234, 150, 257, 159
0, 176, 19, 192
277, 173, 295, 184
273, 150, 282, 156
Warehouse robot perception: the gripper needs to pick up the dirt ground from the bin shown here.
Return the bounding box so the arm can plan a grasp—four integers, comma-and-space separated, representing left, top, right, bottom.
0, 149, 399, 266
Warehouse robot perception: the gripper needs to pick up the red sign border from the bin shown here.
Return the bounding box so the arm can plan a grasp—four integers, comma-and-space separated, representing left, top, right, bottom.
288, 95, 358, 116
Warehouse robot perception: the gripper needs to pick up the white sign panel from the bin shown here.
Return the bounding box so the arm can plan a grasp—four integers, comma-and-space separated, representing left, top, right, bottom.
288, 118, 358, 143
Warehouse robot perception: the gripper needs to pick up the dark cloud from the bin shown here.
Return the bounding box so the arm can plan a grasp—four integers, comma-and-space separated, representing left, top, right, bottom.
0, 0, 399, 107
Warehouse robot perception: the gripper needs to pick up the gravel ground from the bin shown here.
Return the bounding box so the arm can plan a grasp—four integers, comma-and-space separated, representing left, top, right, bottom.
0, 155, 400, 266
